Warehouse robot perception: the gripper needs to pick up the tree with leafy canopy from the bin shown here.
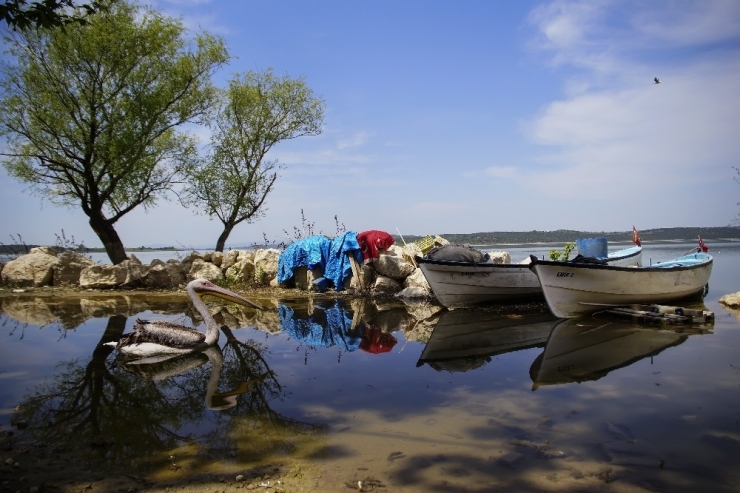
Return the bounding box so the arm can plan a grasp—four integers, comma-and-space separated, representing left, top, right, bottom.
1, 0, 111, 31
182, 69, 325, 252
0, 0, 229, 264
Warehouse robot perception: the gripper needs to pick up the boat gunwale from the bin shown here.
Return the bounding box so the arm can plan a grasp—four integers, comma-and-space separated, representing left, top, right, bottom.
417, 258, 532, 269
529, 253, 712, 273
417, 245, 643, 269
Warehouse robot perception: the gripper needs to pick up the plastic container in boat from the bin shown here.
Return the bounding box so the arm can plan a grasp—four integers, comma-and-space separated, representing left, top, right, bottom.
576, 237, 608, 258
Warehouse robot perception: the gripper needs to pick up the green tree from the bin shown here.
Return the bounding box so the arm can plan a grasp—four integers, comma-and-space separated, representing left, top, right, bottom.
183, 69, 325, 252
0, 0, 229, 264
1, 0, 110, 31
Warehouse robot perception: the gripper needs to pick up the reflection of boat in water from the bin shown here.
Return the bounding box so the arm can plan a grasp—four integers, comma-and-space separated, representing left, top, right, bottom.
416, 310, 561, 373
121, 345, 263, 410
530, 315, 714, 389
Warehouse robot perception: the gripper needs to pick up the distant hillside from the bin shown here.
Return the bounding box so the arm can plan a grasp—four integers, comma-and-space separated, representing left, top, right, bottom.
3, 227, 738, 255
398, 226, 740, 246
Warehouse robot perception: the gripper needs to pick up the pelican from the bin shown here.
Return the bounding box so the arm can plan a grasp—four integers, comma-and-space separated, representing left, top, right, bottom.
105, 278, 262, 358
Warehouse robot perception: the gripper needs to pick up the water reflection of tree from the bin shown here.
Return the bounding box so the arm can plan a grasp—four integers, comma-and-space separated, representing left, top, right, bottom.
13, 315, 326, 474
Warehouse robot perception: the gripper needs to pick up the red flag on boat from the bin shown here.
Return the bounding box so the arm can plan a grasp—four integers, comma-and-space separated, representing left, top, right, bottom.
699, 236, 708, 252
632, 226, 641, 246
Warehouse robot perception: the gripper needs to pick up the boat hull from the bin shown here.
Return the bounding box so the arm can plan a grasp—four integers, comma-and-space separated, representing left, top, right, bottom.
530, 252, 712, 318
418, 246, 642, 309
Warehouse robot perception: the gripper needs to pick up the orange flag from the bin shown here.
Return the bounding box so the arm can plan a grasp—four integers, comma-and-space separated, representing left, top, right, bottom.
632, 226, 641, 246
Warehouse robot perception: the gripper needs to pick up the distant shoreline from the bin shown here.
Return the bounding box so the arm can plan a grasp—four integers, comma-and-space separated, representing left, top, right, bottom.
1, 226, 738, 255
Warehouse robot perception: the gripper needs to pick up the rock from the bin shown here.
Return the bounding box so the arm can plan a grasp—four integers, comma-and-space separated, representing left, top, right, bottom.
79, 263, 128, 289
225, 258, 256, 284
719, 292, 740, 308
373, 275, 402, 293
29, 246, 57, 256
1, 251, 59, 287
403, 268, 431, 291
140, 263, 173, 289
181, 250, 205, 266
128, 253, 142, 265
53, 251, 95, 286
401, 243, 423, 265
211, 251, 224, 267
488, 250, 511, 264
433, 235, 449, 247
166, 260, 187, 286
121, 259, 149, 288
188, 259, 224, 282
373, 246, 416, 280
396, 286, 430, 298
221, 249, 240, 272
254, 249, 280, 283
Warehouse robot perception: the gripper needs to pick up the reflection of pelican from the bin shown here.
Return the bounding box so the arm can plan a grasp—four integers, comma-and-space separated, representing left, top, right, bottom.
105, 279, 262, 358
123, 345, 265, 411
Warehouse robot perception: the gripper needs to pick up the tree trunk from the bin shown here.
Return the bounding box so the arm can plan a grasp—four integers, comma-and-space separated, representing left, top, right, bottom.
88, 211, 128, 264
215, 223, 234, 252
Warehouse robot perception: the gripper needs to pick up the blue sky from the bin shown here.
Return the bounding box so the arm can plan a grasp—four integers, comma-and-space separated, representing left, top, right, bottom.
2, 0, 740, 249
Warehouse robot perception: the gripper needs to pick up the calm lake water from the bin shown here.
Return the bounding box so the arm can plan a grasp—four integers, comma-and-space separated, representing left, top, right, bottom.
1, 240, 740, 492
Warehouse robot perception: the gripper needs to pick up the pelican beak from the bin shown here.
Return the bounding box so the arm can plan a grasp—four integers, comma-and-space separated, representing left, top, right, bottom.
199, 284, 263, 310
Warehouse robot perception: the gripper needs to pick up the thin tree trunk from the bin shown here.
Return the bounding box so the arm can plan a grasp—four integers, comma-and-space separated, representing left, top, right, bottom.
215, 223, 234, 252
88, 211, 128, 264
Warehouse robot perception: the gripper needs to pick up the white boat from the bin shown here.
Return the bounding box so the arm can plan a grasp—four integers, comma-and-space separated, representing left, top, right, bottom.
417, 244, 642, 309
529, 249, 712, 319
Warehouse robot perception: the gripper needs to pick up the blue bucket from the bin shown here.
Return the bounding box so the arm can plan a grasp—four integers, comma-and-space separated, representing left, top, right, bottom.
576, 237, 608, 258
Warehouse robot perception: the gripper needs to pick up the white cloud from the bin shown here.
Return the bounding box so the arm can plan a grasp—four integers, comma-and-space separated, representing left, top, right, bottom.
523, 0, 740, 212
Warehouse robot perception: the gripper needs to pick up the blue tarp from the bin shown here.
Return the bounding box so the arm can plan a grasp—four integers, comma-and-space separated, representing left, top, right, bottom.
277, 235, 331, 285
278, 302, 362, 351
324, 231, 363, 291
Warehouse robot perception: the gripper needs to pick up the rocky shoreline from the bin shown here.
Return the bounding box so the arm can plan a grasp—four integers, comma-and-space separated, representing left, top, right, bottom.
0, 238, 448, 300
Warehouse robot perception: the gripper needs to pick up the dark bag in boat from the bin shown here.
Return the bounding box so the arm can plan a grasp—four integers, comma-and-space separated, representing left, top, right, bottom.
569, 254, 608, 265
427, 245, 490, 263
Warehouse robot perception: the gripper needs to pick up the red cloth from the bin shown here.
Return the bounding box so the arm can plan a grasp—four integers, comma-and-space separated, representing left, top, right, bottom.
356, 230, 395, 264
632, 226, 641, 246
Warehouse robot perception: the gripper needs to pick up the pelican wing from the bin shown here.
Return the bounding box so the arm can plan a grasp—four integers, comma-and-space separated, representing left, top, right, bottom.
117, 319, 206, 349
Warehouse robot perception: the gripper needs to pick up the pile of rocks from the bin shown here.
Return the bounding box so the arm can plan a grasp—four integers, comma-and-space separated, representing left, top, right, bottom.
0, 238, 451, 300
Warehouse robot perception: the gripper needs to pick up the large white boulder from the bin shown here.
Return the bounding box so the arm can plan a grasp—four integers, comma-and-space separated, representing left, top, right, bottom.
79, 263, 128, 289
1, 251, 59, 287
254, 248, 280, 283
719, 292, 740, 308
53, 251, 95, 286
373, 246, 416, 280
188, 259, 224, 282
